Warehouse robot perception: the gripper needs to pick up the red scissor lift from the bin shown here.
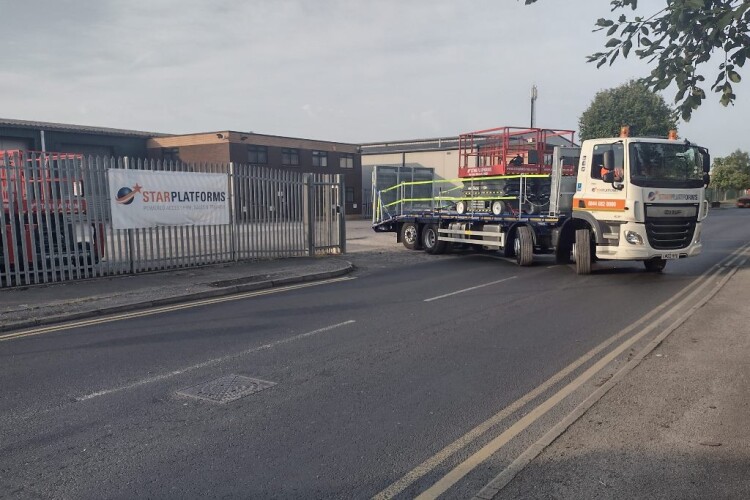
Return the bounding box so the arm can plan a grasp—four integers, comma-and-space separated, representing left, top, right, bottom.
453, 127, 577, 215
1, 150, 104, 280
458, 126, 576, 178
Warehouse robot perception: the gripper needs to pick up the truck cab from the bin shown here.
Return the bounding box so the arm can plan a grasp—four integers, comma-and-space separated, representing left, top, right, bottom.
568, 129, 711, 272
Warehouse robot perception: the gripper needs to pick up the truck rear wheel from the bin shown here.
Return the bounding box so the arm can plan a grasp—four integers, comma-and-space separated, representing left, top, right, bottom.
514, 226, 534, 266
422, 224, 447, 254
574, 228, 592, 275
400, 222, 422, 251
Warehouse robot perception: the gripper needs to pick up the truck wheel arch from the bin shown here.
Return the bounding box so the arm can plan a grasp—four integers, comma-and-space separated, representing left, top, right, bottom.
571, 212, 604, 245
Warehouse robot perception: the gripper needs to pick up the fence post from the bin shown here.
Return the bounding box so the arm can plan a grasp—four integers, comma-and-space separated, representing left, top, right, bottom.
228, 162, 237, 262
303, 173, 314, 256
123, 156, 136, 274
337, 174, 346, 254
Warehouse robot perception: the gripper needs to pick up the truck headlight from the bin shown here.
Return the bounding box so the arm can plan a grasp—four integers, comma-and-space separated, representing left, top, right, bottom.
624, 230, 643, 245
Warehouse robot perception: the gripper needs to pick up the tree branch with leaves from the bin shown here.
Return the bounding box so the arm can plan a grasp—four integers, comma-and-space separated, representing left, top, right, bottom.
711, 149, 750, 194
523, 0, 750, 120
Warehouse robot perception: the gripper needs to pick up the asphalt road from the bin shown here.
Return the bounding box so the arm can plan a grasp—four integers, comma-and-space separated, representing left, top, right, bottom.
1, 209, 749, 499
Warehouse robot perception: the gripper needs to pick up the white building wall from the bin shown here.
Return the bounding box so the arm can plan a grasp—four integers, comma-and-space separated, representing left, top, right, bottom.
361, 149, 459, 182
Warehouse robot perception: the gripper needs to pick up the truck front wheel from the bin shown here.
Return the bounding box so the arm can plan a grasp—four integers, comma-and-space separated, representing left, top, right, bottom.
400, 223, 422, 251
574, 228, 592, 275
644, 258, 667, 272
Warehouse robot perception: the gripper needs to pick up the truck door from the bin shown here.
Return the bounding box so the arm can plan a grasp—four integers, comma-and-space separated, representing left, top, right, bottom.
573, 142, 627, 245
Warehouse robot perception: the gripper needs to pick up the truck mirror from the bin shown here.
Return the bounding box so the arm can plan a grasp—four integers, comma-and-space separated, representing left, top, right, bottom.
699, 147, 711, 173
603, 150, 615, 171
602, 172, 624, 190
703, 173, 711, 187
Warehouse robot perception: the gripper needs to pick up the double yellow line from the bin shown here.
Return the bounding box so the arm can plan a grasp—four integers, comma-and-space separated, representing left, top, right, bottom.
375, 243, 749, 500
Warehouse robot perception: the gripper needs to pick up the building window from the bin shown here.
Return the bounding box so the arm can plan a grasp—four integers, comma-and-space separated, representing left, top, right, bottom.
162, 148, 179, 161
247, 145, 268, 164
340, 153, 354, 169
282, 148, 299, 166
345, 187, 355, 203
312, 150, 328, 167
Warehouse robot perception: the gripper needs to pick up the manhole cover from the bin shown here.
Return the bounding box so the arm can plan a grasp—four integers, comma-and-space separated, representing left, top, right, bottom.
177, 374, 276, 403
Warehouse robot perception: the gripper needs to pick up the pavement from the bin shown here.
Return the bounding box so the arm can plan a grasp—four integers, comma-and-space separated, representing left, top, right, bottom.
496, 265, 750, 500
2, 219, 749, 498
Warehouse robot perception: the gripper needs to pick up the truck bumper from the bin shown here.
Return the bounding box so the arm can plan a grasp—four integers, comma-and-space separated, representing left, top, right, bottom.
595, 222, 703, 261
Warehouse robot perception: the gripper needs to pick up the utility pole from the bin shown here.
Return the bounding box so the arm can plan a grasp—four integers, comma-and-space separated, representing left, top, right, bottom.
530, 85, 538, 128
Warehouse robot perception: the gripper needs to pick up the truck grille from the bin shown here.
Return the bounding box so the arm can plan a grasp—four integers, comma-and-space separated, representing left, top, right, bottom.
645, 217, 696, 250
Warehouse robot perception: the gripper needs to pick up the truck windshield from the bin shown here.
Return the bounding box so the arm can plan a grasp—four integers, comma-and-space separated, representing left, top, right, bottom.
629, 142, 705, 189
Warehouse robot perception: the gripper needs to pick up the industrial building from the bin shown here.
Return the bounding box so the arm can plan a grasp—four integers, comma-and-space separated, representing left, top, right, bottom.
0, 118, 362, 216
147, 131, 361, 216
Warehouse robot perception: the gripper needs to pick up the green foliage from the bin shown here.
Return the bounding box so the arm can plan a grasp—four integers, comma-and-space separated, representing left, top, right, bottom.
523, 0, 750, 121
711, 149, 750, 191
578, 80, 676, 140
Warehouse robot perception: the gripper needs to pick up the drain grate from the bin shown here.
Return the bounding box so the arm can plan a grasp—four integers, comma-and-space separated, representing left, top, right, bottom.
177, 374, 276, 403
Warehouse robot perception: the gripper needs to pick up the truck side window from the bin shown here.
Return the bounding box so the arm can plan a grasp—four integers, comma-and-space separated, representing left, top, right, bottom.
590, 144, 624, 180
591, 151, 604, 180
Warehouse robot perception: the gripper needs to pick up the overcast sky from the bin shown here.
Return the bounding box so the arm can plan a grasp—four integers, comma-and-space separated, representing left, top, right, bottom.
1, 0, 746, 157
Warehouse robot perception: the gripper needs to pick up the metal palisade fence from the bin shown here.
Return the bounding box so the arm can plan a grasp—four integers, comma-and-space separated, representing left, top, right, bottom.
0, 151, 345, 288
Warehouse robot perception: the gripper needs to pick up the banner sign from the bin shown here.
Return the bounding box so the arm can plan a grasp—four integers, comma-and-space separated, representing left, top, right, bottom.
108, 169, 229, 229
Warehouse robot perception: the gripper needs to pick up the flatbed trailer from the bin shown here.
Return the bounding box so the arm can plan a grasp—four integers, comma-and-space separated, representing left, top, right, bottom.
372, 200, 577, 267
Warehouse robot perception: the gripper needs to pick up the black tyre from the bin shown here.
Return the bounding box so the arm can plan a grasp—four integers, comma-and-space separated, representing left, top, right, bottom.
644, 258, 667, 272
422, 224, 447, 254
574, 228, 592, 275
514, 226, 534, 266
400, 222, 422, 251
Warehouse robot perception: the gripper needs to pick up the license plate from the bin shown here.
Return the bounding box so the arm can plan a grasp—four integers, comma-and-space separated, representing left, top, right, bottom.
662, 253, 680, 260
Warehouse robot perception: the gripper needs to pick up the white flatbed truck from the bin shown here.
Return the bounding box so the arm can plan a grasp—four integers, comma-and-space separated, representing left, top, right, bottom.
372, 127, 711, 274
